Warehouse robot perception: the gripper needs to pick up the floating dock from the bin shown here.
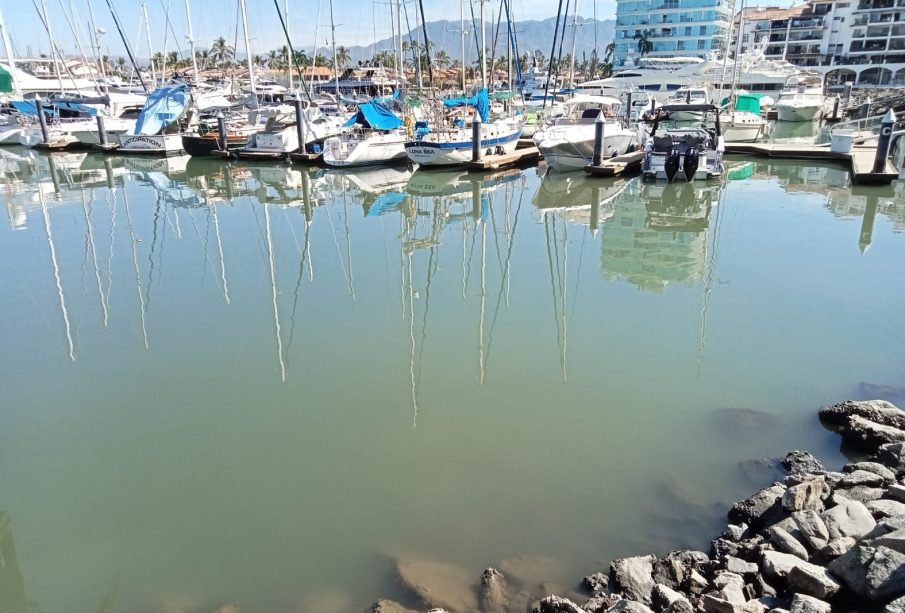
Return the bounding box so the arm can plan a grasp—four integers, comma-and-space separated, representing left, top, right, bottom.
584, 150, 646, 178
465, 145, 541, 171
289, 151, 324, 165
724, 143, 898, 185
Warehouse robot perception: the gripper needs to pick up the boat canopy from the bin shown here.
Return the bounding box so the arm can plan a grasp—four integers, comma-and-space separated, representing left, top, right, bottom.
344, 102, 403, 130
442, 88, 490, 123
10, 100, 56, 116
54, 100, 98, 115
734, 94, 761, 114
657, 103, 718, 113
130, 84, 190, 136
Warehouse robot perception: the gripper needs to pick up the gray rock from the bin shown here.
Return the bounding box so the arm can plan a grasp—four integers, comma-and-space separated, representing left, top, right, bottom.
714, 572, 746, 604
368, 600, 419, 613
844, 461, 897, 482
869, 527, 905, 554
781, 452, 825, 477
583, 572, 609, 595
844, 415, 905, 450
712, 538, 740, 559
759, 551, 829, 583
652, 551, 708, 589
767, 527, 809, 561
821, 499, 877, 541
821, 537, 856, 558
839, 469, 887, 488
828, 544, 905, 601
723, 524, 748, 543
610, 556, 656, 605
686, 570, 708, 596
792, 511, 829, 550
819, 399, 905, 431
789, 594, 830, 613
607, 600, 654, 613
786, 565, 841, 600
864, 516, 905, 540
584, 595, 622, 613
538, 595, 590, 613
729, 484, 786, 528
480, 567, 509, 613
700, 594, 741, 613
868, 499, 905, 519
741, 601, 766, 613
394, 558, 479, 612
663, 600, 693, 613
726, 557, 758, 576
876, 443, 905, 474
888, 484, 905, 502
830, 485, 886, 505
884, 595, 905, 613
752, 575, 777, 599
770, 609, 791, 613
650, 584, 687, 613
782, 478, 828, 513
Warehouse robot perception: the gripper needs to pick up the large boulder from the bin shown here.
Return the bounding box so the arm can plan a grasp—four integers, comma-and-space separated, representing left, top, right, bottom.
651, 550, 709, 589
394, 558, 479, 612
480, 567, 509, 613
781, 452, 825, 477
876, 443, 905, 474
819, 400, 905, 431
842, 416, 905, 451
868, 500, 905, 520
782, 478, 828, 513
583, 572, 609, 596
821, 499, 877, 541
869, 528, 905, 555
610, 556, 656, 605
787, 565, 841, 600
651, 584, 689, 613
828, 544, 905, 602
608, 600, 655, 613
792, 511, 829, 550
767, 526, 809, 561
759, 551, 830, 584
789, 593, 830, 613
843, 461, 896, 483
884, 595, 905, 613
728, 484, 786, 528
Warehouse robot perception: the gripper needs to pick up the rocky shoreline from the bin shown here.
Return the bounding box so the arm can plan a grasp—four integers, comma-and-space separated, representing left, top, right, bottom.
369, 399, 905, 613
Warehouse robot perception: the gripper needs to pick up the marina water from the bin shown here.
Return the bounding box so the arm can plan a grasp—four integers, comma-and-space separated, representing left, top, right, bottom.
1, 152, 904, 612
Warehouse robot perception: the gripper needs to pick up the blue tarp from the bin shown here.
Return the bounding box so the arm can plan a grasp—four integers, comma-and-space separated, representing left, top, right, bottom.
344, 102, 403, 130
10, 100, 56, 116
55, 101, 98, 116
130, 84, 189, 136
442, 88, 490, 123
367, 191, 406, 217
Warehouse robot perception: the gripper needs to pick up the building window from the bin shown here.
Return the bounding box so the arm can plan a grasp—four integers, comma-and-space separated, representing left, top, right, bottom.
699, 25, 707, 35
698, 40, 706, 49
742, 33, 749, 42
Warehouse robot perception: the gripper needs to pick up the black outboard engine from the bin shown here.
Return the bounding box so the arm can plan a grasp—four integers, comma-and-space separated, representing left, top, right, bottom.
664, 149, 681, 182
683, 147, 700, 182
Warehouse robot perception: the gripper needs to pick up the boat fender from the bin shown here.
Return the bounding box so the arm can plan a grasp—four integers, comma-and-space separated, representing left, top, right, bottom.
664, 149, 681, 182
683, 147, 700, 182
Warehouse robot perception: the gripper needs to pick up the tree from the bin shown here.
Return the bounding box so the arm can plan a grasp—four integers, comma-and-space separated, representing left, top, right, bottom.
151, 51, 164, 74
210, 36, 235, 67
634, 30, 653, 56
335, 45, 351, 69
434, 49, 450, 70
116, 56, 126, 75
166, 50, 179, 72
605, 40, 616, 64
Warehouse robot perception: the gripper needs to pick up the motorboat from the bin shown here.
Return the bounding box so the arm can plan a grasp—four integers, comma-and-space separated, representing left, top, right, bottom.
666, 87, 710, 121
323, 101, 408, 167
404, 89, 522, 167
720, 94, 765, 143
117, 84, 195, 156
643, 104, 725, 181
0, 102, 37, 145
775, 73, 827, 122
533, 95, 637, 172
237, 102, 346, 160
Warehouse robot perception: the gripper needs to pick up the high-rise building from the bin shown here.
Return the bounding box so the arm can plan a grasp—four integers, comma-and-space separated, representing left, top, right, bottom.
613, 0, 735, 68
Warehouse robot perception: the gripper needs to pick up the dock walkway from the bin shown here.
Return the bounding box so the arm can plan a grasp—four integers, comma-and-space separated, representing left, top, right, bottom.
725, 143, 898, 185
584, 150, 646, 178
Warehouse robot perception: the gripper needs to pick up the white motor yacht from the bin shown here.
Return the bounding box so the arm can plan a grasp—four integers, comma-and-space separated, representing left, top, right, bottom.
775, 73, 827, 122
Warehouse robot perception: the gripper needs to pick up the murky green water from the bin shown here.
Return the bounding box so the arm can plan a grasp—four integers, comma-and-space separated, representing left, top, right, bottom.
1, 150, 904, 613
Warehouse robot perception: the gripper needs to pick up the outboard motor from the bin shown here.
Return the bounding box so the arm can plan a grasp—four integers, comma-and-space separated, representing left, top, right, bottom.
683, 147, 700, 182
664, 149, 681, 182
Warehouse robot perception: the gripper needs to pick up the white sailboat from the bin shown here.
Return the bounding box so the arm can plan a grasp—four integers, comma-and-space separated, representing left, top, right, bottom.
117, 84, 194, 155
323, 102, 407, 167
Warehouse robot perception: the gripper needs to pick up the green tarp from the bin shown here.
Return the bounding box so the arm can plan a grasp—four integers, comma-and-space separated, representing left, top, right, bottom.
0, 66, 12, 94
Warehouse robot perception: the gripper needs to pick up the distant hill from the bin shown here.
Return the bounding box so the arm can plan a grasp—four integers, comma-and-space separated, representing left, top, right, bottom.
304, 16, 615, 64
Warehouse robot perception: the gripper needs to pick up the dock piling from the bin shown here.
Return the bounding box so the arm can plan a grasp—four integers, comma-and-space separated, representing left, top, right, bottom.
294, 98, 306, 154
216, 113, 227, 152
35, 96, 49, 145
860, 97, 872, 120
96, 115, 108, 147
844, 82, 853, 107
472, 113, 483, 162
591, 114, 605, 167
873, 109, 897, 174
832, 96, 840, 121
625, 93, 633, 120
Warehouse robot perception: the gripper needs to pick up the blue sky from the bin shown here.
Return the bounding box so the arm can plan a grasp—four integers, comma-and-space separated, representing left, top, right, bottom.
2, 0, 790, 59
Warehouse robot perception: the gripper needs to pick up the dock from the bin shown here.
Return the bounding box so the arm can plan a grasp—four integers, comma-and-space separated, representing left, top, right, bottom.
465, 145, 541, 171
289, 151, 324, 165
584, 150, 646, 178
725, 143, 898, 185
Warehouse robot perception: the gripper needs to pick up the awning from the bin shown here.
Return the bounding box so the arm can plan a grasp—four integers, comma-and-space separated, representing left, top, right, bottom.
442, 88, 490, 123
344, 102, 403, 130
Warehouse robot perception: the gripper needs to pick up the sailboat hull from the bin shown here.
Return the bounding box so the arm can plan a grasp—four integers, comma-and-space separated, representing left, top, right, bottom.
117, 133, 186, 156
323, 131, 408, 167
404, 125, 522, 167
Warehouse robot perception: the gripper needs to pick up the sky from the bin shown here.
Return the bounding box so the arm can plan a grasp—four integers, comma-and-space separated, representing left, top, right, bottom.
2, 0, 795, 60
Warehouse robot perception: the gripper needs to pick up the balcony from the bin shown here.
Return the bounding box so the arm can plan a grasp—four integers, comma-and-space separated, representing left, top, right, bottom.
789, 18, 826, 28
769, 33, 788, 41
856, 0, 905, 9
850, 39, 889, 50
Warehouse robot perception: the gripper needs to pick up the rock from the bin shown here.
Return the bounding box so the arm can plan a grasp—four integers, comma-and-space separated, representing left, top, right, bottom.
583, 572, 609, 595
792, 510, 829, 550
868, 499, 905, 519
876, 443, 905, 474
712, 538, 740, 559
821, 537, 855, 558
700, 594, 741, 613
781, 452, 825, 477
767, 527, 809, 561
610, 556, 656, 605
725, 557, 758, 576
819, 399, 905, 431
714, 572, 746, 604
884, 595, 905, 613
480, 568, 509, 613
759, 551, 828, 583
686, 570, 708, 596
663, 600, 693, 613
844, 415, 905, 450
888, 484, 905, 502
538, 595, 590, 613
788, 594, 830, 613
831, 485, 885, 505
651, 584, 687, 613
723, 524, 748, 543
394, 559, 479, 612
368, 600, 419, 613
864, 516, 905, 540
868, 527, 905, 554
782, 477, 828, 513
652, 551, 710, 589
752, 575, 777, 599
608, 600, 654, 613
822, 499, 877, 541
500, 555, 563, 589
584, 595, 622, 613
828, 544, 905, 601
786, 565, 840, 600
839, 469, 887, 488
728, 484, 786, 528
844, 461, 896, 482
741, 601, 766, 613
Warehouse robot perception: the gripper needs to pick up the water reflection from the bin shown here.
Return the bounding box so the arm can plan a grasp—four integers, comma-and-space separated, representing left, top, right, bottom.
0, 513, 31, 613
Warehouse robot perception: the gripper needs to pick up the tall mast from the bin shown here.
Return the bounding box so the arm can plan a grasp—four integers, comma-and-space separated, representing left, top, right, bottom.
240, 0, 257, 97
329, 0, 339, 100
0, 7, 22, 97
184, 0, 199, 81
142, 2, 155, 85
86, 0, 109, 96
396, 0, 404, 89
460, 0, 466, 91
569, 1, 579, 88
729, 0, 746, 99
39, 0, 64, 91
285, 0, 293, 91
480, 0, 487, 87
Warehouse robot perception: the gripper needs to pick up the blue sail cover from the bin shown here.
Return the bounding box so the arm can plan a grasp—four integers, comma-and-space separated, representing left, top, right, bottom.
367, 191, 406, 217
130, 84, 189, 136
442, 88, 490, 123
344, 102, 403, 130
54, 101, 98, 115
10, 100, 56, 116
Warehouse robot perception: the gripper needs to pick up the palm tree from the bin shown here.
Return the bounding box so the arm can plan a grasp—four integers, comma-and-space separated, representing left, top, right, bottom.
210, 36, 235, 67
434, 49, 450, 70
116, 56, 126, 75
196, 49, 210, 70
634, 30, 653, 56
335, 45, 351, 69
166, 50, 179, 72
151, 52, 164, 74
605, 40, 617, 64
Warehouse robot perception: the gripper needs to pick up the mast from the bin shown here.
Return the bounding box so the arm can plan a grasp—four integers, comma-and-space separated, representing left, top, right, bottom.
240, 0, 257, 98
142, 2, 155, 85
103, 0, 148, 92
728, 0, 746, 99
58, 0, 101, 95
86, 0, 109, 96
39, 0, 64, 92
328, 0, 339, 100
184, 0, 199, 82
460, 0, 466, 91
0, 7, 22, 97
396, 0, 404, 89
480, 0, 487, 87
285, 0, 293, 91
569, 0, 579, 88
718, 0, 737, 98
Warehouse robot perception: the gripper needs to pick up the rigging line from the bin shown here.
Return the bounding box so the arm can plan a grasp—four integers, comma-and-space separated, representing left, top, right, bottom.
417, 0, 433, 87
263, 202, 287, 383
105, 178, 117, 318
39, 186, 75, 362
326, 197, 353, 299
103, 0, 148, 92
209, 202, 230, 304
416, 196, 443, 399
569, 225, 588, 323
81, 187, 108, 327
542, 0, 565, 109
555, 0, 571, 83
408, 248, 418, 428
543, 215, 564, 381
122, 181, 149, 351
285, 206, 312, 366
483, 191, 523, 368
272, 0, 313, 102
145, 191, 162, 313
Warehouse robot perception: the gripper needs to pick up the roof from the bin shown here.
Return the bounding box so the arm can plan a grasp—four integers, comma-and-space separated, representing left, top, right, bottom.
734, 4, 809, 23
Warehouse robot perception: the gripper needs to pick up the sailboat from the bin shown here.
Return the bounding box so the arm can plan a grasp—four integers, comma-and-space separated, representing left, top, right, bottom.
404, 89, 522, 167
720, 94, 765, 143
117, 84, 194, 155
323, 101, 408, 167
